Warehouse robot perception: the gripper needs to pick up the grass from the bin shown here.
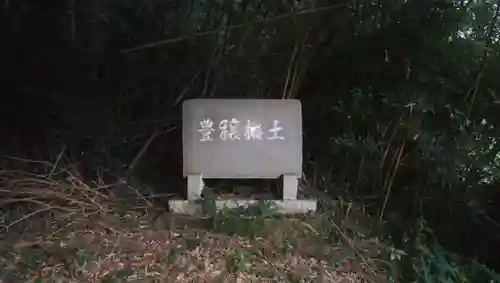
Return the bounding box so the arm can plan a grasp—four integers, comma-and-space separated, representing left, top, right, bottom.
0, 165, 395, 282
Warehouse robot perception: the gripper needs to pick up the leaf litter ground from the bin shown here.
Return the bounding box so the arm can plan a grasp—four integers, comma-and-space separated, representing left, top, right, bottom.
0, 167, 392, 283
0, 204, 391, 283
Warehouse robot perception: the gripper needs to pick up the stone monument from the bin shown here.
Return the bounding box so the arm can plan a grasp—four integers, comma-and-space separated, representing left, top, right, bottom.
169, 98, 316, 214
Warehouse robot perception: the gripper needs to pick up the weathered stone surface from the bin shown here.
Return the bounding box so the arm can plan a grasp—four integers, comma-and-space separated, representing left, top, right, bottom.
182, 99, 302, 179
168, 199, 317, 215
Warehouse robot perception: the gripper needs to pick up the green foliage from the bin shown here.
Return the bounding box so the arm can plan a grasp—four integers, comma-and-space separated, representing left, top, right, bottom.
403, 219, 500, 283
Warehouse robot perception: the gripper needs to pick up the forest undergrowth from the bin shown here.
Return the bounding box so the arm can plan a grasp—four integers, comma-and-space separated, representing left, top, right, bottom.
0, 159, 498, 283
0, 160, 392, 283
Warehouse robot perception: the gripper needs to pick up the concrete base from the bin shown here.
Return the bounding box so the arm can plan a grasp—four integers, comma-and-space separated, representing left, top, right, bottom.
282, 174, 299, 200
187, 174, 204, 200
168, 199, 317, 215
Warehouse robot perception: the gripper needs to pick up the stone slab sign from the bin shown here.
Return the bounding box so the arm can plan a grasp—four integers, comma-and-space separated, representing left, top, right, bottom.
182, 99, 302, 179
175, 98, 316, 214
